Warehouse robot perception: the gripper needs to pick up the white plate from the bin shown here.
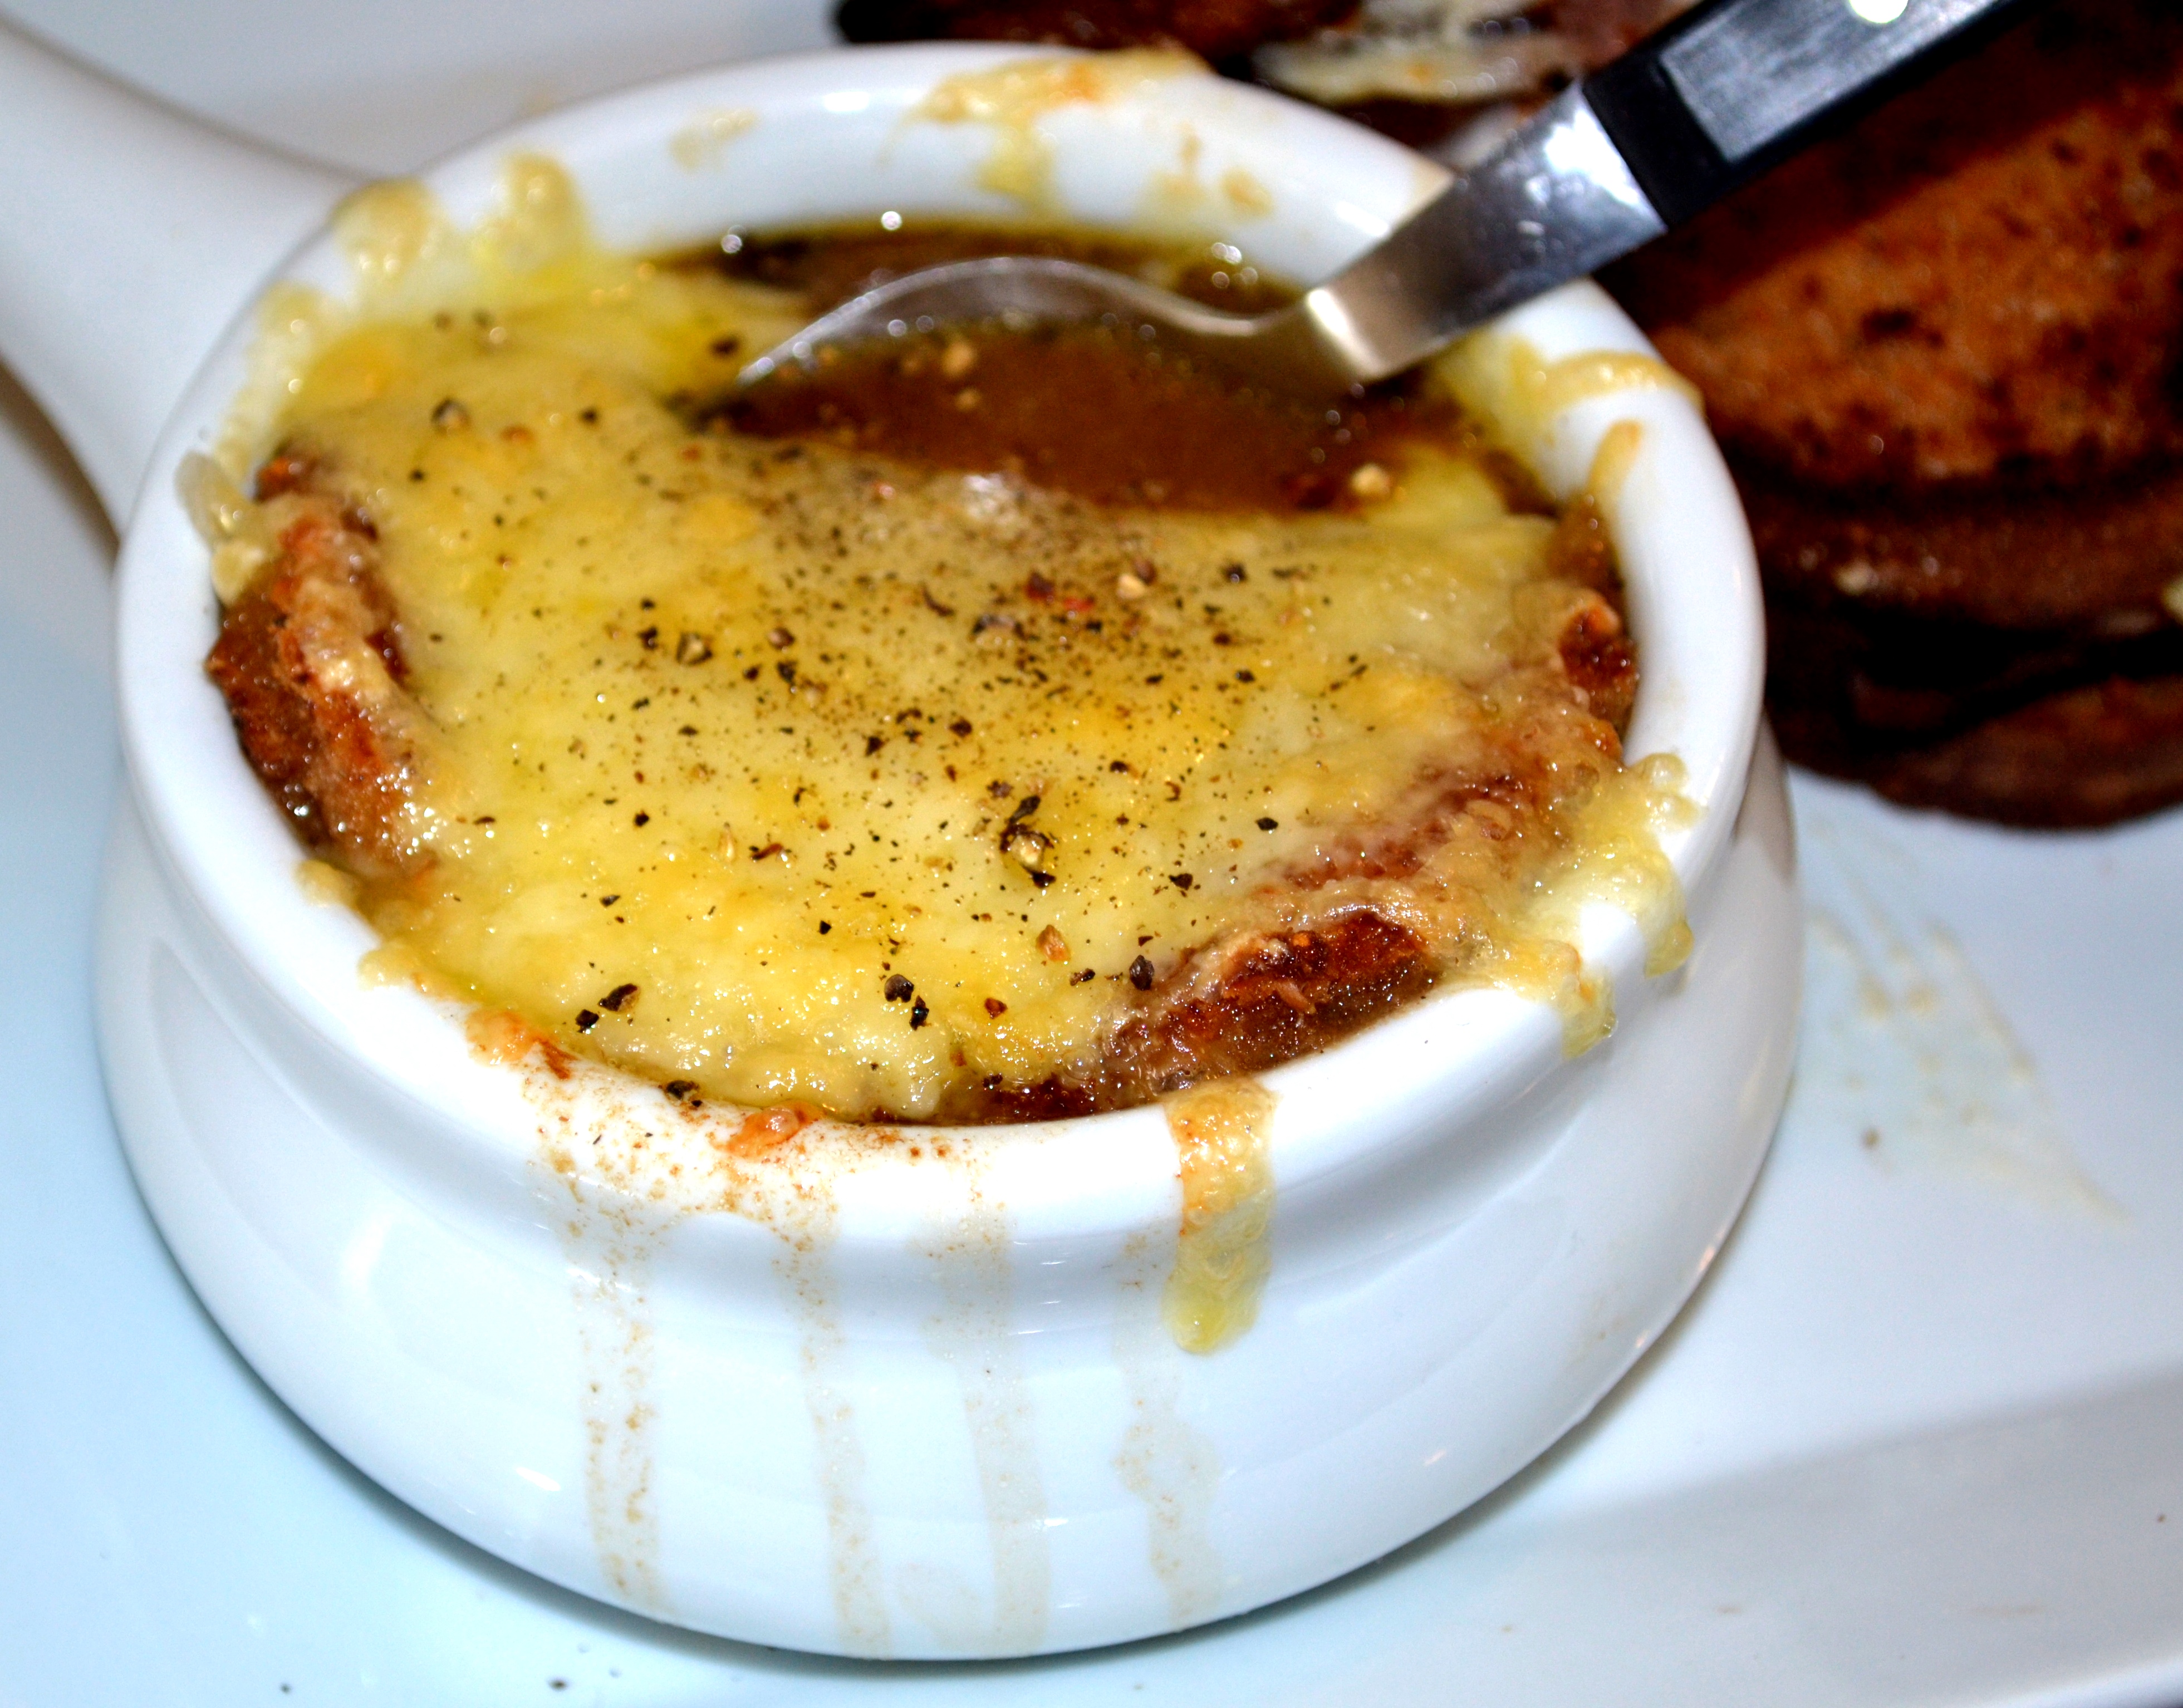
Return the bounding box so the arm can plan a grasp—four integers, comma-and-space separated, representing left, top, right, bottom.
4, 2, 2182, 1700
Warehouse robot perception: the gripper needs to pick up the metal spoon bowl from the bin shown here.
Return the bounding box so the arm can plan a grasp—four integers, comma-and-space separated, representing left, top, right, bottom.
742, 0, 2036, 399
738, 88, 1656, 398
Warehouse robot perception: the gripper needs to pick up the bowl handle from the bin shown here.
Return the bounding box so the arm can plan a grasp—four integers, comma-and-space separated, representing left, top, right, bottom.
0, 19, 359, 524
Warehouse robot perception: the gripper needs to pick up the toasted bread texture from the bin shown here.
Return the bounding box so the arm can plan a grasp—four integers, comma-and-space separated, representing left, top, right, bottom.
1608, 0, 2183, 826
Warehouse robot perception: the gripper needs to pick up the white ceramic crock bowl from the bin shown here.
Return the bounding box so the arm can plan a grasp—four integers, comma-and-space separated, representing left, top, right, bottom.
0, 26, 1800, 1659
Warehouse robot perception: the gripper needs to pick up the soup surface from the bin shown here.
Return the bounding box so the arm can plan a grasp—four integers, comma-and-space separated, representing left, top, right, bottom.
194, 174, 1686, 1122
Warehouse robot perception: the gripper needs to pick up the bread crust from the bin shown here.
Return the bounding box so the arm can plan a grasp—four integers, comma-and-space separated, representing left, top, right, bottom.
1741, 459, 2183, 632
1774, 660, 2183, 828
1606, 0, 2183, 826
203, 460, 431, 877
1609, 0, 2183, 499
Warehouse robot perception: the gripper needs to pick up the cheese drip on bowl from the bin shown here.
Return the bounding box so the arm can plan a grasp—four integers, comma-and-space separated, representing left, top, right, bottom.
192, 168, 1689, 1123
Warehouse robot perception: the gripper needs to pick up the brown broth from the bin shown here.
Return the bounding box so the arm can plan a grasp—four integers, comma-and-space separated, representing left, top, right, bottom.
695, 223, 1543, 515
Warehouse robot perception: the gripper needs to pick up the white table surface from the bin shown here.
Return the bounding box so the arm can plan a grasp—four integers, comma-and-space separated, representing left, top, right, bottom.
3, 3, 2181, 1701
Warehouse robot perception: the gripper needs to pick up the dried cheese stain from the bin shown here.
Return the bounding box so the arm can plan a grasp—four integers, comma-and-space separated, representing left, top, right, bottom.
1445, 331, 1701, 478
1112, 1233, 1225, 1617
1219, 168, 1274, 216
1586, 419, 1646, 514
534, 1130, 671, 1617
913, 50, 1207, 207
515, 1051, 910, 1651
572, 1224, 668, 1615
779, 1224, 894, 1657
670, 107, 758, 170
908, 1184, 1053, 1653
1161, 1077, 1276, 1353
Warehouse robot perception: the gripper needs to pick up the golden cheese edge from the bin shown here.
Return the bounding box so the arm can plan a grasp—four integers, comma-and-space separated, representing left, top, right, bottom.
1161, 1077, 1277, 1354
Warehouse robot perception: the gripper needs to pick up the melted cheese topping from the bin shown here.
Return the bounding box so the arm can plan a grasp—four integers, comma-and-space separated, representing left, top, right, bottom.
213, 172, 1690, 1122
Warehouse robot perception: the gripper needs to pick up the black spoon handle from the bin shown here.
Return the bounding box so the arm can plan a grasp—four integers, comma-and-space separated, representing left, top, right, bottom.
1584, 0, 2048, 225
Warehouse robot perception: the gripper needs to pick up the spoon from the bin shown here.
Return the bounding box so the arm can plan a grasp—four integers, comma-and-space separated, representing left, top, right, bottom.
742, 0, 2040, 396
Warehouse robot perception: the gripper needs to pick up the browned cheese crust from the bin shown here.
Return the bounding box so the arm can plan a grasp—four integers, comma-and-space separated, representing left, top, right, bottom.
205, 226, 1640, 1119
937, 636, 1631, 1120
209, 457, 1632, 1116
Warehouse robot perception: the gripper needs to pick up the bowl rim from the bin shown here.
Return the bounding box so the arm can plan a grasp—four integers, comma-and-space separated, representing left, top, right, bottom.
111, 41, 1763, 1227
